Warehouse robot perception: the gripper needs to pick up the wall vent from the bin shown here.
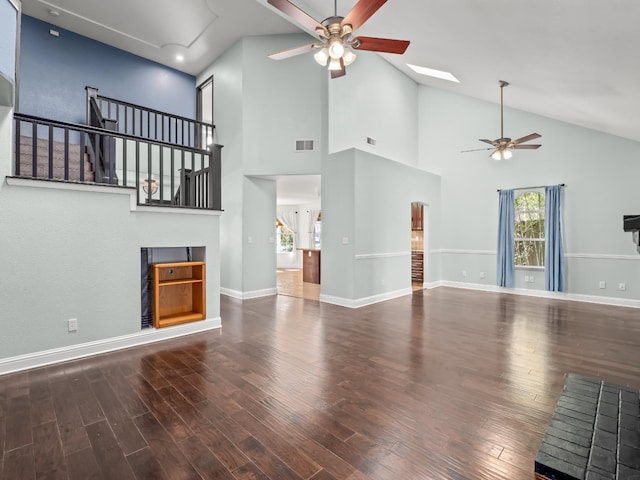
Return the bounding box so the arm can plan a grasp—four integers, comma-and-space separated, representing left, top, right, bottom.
295, 140, 314, 152
366, 136, 377, 146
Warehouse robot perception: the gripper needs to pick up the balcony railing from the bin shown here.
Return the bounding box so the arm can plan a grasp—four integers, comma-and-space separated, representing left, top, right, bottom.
86, 86, 215, 150
13, 113, 221, 211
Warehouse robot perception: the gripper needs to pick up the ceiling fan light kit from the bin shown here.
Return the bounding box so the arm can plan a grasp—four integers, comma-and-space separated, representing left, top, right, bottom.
462, 80, 542, 160
491, 149, 512, 161
267, 0, 410, 78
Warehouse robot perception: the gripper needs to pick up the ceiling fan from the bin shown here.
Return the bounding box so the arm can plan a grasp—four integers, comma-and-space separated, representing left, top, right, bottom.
267, 0, 410, 78
462, 80, 542, 160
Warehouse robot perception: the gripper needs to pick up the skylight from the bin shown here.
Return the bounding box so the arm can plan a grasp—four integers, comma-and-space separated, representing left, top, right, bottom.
407, 64, 459, 83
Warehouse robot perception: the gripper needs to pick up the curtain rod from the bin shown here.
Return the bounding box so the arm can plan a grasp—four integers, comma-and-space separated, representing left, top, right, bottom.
497, 183, 565, 192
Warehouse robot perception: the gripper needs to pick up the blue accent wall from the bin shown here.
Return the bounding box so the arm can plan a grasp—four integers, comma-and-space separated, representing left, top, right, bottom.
19, 15, 195, 124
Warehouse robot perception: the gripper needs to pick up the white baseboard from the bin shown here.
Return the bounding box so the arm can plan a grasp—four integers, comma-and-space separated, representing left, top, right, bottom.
320, 288, 413, 309
424, 280, 443, 289
439, 281, 640, 309
0, 317, 222, 376
220, 287, 277, 300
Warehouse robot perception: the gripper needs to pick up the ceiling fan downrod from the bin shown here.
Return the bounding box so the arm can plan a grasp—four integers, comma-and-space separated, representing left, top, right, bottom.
499, 80, 508, 140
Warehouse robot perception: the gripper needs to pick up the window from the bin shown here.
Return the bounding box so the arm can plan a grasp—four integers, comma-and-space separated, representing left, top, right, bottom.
276, 220, 294, 253
313, 213, 321, 249
514, 191, 545, 267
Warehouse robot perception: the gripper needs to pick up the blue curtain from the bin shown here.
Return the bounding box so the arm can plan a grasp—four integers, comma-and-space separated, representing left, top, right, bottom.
497, 189, 515, 287
545, 184, 565, 291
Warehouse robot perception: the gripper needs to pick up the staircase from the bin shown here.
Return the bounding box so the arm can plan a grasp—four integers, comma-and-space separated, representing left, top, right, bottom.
16, 135, 95, 182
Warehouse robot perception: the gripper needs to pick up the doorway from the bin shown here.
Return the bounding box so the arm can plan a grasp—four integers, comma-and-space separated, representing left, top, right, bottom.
274, 175, 321, 300
411, 202, 425, 291
196, 76, 213, 148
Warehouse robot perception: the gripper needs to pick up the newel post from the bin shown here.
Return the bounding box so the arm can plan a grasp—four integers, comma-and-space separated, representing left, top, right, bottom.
85, 86, 99, 125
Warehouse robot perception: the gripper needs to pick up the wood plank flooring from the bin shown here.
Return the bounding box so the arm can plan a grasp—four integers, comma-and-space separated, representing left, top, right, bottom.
277, 269, 320, 301
2, 287, 640, 479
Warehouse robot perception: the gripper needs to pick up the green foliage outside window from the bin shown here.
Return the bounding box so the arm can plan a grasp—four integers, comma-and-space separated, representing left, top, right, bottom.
276, 225, 294, 253
515, 192, 545, 266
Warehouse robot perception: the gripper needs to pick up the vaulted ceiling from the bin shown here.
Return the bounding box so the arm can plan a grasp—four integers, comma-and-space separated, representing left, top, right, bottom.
21, 0, 640, 143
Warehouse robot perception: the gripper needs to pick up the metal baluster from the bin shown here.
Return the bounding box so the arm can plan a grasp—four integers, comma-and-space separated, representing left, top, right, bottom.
15, 120, 21, 176
79, 133, 85, 182
147, 142, 152, 204
170, 148, 175, 205
136, 141, 140, 204
159, 145, 164, 202
64, 128, 69, 181
32, 122, 37, 177
180, 149, 185, 206
122, 138, 128, 187
47, 125, 54, 179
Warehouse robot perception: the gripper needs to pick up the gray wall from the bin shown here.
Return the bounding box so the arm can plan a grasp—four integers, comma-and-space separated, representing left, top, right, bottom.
419, 86, 640, 299
322, 149, 441, 303
197, 34, 327, 296
0, 0, 18, 107
328, 51, 419, 167
0, 106, 220, 359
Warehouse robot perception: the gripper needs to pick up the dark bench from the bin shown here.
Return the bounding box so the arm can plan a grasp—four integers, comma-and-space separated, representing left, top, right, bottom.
535, 373, 640, 480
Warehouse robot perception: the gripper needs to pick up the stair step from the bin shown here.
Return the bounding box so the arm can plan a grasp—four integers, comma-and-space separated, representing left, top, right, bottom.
19, 137, 82, 155
17, 134, 95, 182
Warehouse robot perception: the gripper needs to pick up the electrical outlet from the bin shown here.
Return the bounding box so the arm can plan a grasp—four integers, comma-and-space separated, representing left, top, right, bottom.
268, 237, 274, 243
462, 270, 467, 278
342, 237, 349, 245
247, 236, 253, 244
618, 282, 626, 291
68, 318, 78, 332
524, 275, 530, 282
599, 281, 606, 289
530, 276, 535, 283
479, 272, 485, 279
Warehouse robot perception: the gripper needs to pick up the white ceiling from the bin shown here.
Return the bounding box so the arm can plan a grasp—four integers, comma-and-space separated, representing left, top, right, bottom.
21, 0, 640, 144
22, 0, 640, 141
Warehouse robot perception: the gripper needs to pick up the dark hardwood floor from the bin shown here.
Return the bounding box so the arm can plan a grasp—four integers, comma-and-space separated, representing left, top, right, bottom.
2, 287, 640, 480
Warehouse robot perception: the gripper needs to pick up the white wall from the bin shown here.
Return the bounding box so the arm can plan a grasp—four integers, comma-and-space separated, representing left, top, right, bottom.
243, 176, 276, 293
328, 52, 419, 167
197, 41, 245, 294
197, 35, 328, 297
0, 188, 220, 359
419, 86, 640, 300
242, 34, 327, 176
0, 0, 17, 107
322, 148, 442, 305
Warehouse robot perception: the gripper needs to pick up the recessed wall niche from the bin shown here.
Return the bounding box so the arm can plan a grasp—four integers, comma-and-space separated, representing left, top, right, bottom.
140, 247, 206, 329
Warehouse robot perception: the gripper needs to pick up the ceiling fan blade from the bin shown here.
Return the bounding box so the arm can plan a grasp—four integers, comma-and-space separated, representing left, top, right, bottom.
267, 0, 325, 34
341, 0, 388, 32
353, 36, 410, 54
512, 144, 541, 150
479, 139, 498, 146
489, 149, 498, 158
268, 43, 318, 60
461, 147, 493, 153
330, 59, 346, 79
511, 133, 541, 145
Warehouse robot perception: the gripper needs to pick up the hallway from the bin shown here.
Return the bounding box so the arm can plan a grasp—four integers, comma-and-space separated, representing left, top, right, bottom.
276, 269, 320, 301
